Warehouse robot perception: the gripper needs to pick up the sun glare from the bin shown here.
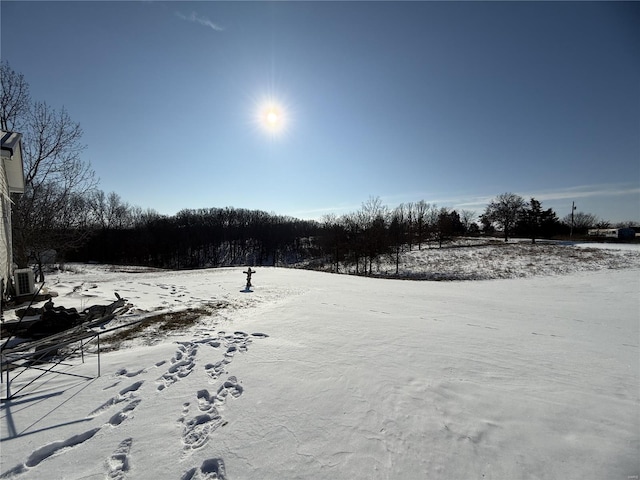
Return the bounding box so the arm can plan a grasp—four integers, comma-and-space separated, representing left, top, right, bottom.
266, 110, 279, 125
255, 98, 289, 137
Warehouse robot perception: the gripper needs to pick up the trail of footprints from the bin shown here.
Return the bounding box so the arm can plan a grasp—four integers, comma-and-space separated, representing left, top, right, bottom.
2, 330, 268, 479
169, 331, 262, 452
1, 371, 145, 479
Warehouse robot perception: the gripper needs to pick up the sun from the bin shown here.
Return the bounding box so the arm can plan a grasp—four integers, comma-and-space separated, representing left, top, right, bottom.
260, 103, 285, 133
266, 110, 279, 125
254, 97, 290, 137
264, 108, 280, 128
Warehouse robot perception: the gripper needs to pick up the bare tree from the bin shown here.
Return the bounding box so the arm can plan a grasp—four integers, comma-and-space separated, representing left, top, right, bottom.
414, 200, 429, 250
615, 220, 639, 228
321, 213, 346, 273
360, 196, 389, 275
481, 192, 526, 242
561, 211, 599, 233
1, 62, 97, 270
0, 61, 30, 131
389, 204, 406, 275
342, 212, 363, 274
459, 209, 476, 233
405, 201, 414, 251
424, 203, 440, 247
90, 191, 132, 230
361, 195, 386, 221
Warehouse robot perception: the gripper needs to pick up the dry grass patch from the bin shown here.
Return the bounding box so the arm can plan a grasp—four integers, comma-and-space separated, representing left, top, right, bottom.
99, 302, 228, 352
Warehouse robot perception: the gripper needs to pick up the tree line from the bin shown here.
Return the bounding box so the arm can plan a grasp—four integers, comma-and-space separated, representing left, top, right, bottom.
67, 203, 321, 269
313, 194, 589, 275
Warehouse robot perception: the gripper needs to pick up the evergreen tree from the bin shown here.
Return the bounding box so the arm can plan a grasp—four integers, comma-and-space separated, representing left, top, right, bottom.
517, 198, 561, 243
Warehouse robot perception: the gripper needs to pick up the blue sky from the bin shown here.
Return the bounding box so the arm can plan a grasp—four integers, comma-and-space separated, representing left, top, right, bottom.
2, 1, 639, 222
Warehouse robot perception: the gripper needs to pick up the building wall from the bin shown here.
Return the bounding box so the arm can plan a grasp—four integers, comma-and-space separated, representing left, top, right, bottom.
588, 228, 619, 238
588, 228, 637, 240
0, 160, 11, 297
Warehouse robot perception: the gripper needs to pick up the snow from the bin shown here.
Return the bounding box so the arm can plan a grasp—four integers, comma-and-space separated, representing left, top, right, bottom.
327, 238, 640, 280
1, 242, 639, 479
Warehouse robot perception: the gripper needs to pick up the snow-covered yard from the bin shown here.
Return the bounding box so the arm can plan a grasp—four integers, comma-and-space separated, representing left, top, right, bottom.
1, 242, 639, 479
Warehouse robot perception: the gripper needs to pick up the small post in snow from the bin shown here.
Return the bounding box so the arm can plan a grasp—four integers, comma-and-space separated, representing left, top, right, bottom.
570, 201, 576, 239
243, 267, 255, 292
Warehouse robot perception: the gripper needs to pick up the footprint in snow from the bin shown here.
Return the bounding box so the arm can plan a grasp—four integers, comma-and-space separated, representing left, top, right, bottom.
180, 409, 225, 451
201, 331, 267, 382
204, 359, 229, 381
180, 381, 240, 451
156, 342, 198, 391
197, 389, 220, 413
3, 383, 143, 478
89, 381, 144, 417
215, 376, 243, 402
107, 399, 141, 427
181, 458, 227, 480
1, 428, 102, 477
116, 368, 145, 378
106, 437, 133, 480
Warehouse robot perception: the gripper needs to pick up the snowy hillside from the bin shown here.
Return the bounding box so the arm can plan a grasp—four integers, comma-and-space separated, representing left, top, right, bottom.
326, 239, 640, 280
1, 243, 639, 479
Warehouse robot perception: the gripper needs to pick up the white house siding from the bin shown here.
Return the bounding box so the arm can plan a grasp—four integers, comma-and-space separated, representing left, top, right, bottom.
1, 162, 11, 295
1, 130, 24, 299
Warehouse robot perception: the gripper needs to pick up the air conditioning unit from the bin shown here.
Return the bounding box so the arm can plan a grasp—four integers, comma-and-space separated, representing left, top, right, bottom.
14, 268, 35, 297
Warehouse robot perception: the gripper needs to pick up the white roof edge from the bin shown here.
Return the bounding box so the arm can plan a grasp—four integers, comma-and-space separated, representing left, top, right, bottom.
1, 130, 26, 193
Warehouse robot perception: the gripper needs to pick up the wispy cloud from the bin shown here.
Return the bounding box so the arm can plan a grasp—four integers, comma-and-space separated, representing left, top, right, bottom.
286, 183, 640, 221
520, 184, 640, 202
424, 184, 635, 212
175, 11, 224, 31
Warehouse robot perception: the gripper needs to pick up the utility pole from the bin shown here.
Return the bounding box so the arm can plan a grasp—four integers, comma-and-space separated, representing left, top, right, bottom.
570, 201, 576, 239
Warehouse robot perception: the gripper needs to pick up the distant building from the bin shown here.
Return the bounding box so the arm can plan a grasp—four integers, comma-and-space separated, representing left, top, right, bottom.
588, 228, 637, 240
618, 228, 638, 240
1, 130, 25, 301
